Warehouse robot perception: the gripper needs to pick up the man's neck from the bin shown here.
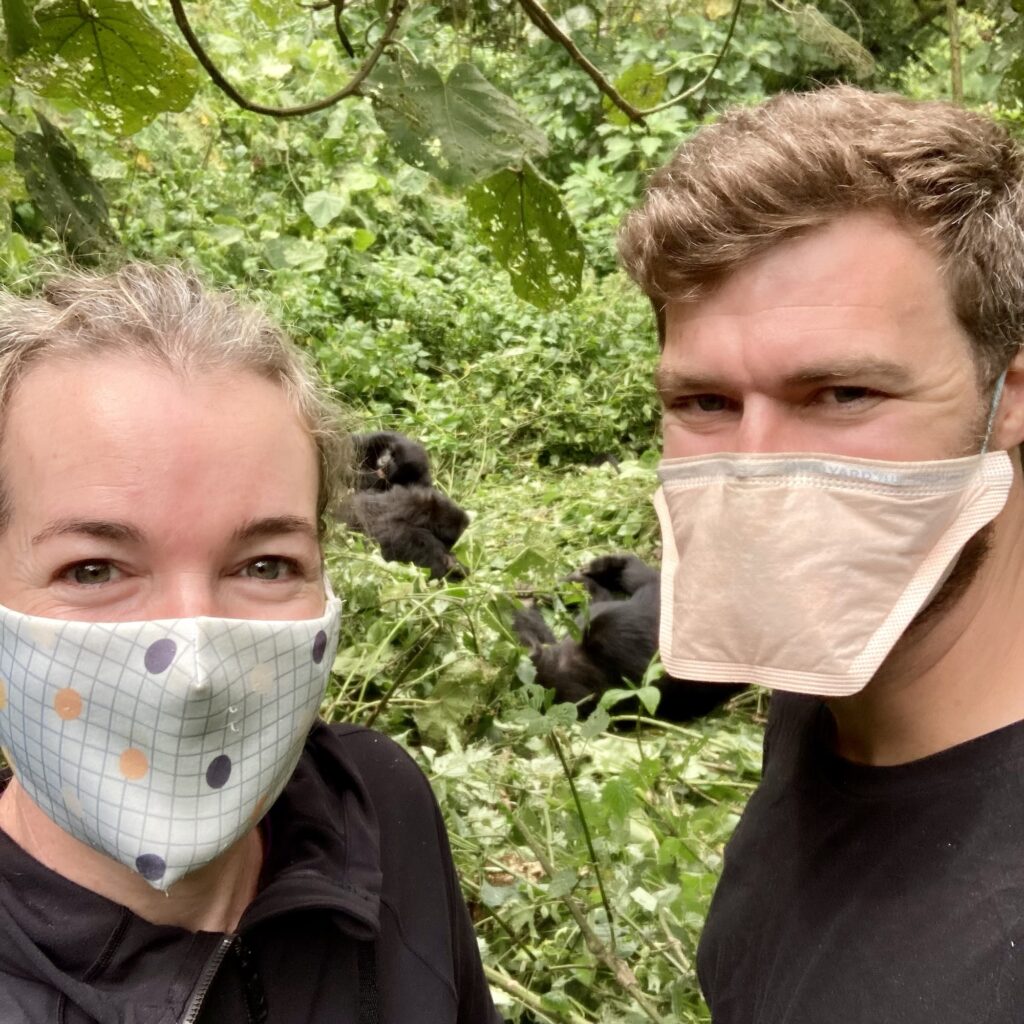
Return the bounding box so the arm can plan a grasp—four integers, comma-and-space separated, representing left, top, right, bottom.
828, 486, 1024, 766
0, 778, 262, 932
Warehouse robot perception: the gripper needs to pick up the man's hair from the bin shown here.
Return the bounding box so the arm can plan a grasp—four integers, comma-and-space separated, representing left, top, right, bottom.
0, 263, 350, 535
618, 85, 1024, 381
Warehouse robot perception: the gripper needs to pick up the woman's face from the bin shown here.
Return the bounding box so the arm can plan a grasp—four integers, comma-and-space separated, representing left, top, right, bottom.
0, 354, 325, 622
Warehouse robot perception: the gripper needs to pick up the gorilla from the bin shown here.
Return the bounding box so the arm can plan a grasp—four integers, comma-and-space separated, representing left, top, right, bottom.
352, 431, 432, 491
341, 485, 470, 581
514, 554, 746, 722
340, 431, 470, 580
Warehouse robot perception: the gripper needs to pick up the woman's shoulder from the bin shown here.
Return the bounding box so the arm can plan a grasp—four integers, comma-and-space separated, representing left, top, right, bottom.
309, 721, 438, 811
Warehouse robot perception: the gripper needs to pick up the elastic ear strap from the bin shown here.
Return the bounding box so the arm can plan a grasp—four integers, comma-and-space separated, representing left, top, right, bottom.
982, 369, 1008, 454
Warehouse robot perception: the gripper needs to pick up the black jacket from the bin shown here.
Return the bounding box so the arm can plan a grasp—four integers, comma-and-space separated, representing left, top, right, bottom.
0, 723, 502, 1024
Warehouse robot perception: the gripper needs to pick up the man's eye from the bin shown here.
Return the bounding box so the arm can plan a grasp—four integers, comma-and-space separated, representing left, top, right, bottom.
244, 558, 296, 581
671, 394, 730, 413
831, 386, 871, 404
66, 562, 116, 586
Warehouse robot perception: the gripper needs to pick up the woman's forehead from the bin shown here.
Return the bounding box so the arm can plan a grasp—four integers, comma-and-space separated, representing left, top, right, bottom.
2, 354, 320, 541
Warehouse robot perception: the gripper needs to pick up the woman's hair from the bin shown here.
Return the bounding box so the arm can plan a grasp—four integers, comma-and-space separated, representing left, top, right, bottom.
618, 85, 1024, 381
0, 262, 349, 534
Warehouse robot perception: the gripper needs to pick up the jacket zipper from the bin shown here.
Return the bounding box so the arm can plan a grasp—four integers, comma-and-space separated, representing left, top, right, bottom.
179, 934, 235, 1024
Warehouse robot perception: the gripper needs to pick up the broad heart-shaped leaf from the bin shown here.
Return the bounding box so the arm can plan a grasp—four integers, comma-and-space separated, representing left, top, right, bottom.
14, 113, 119, 260
467, 164, 584, 310
371, 58, 548, 188
603, 62, 666, 127
303, 190, 347, 229
25, 0, 198, 136
2, 0, 40, 58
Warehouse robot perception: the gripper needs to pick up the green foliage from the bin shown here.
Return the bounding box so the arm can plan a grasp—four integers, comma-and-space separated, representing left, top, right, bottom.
14, 113, 119, 259
371, 57, 548, 188
467, 162, 584, 309
27, 0, 199, 135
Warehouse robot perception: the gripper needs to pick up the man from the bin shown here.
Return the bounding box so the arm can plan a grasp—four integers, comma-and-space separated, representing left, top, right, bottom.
619, 86, 1024, 1020
0, 264, 499, 1023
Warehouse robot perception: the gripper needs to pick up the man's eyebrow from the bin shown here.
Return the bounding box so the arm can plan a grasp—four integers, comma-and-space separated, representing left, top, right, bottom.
655, 358, 913, 396
784, 358, 913, 387
654, 367, 725, 396
32, 519, 146, 546
231, 516, 319, 544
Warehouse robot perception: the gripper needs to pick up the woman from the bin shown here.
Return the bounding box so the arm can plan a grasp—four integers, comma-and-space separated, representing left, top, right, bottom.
0, 264, 499, 1024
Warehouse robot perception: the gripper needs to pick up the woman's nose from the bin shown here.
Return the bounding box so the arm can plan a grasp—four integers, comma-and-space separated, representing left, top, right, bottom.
144, 573, 219, 619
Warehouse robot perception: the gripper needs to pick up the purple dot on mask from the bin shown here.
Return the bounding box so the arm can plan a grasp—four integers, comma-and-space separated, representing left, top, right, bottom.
136, 853, 166, 881
312, 630, 328, 665
205, 754, 232, 789
144, 638, 177, 674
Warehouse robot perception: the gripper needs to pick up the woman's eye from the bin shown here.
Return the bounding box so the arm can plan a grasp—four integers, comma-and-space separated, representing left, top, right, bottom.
244, 558, 296, 581
65, 562, 117, 586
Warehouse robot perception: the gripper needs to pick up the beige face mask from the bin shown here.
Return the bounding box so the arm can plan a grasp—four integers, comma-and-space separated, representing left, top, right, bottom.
654, 449, 1013, 697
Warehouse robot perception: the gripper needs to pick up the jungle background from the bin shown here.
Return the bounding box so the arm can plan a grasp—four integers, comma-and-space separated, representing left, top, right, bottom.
0, 1, 1016, 1019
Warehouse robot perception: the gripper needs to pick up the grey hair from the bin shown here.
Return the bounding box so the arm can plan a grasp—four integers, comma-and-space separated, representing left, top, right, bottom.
0, 263, 350, 534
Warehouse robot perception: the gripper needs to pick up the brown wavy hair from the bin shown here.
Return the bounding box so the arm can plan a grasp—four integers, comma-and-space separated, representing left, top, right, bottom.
619, 85, 1024, 382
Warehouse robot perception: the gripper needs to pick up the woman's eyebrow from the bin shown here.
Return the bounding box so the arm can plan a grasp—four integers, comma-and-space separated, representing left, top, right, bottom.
31, 519, 145, 546
231, 516, 319, 544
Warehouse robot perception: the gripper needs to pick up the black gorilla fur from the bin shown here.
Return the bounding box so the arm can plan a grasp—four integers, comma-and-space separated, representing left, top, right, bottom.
340, 431, 470, 580
342, 485, 469, 580
352, 431, 432, 491
514, 554, 746, 721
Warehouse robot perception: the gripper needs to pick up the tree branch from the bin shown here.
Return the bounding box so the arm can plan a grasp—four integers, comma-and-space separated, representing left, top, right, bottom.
168, 0, 406, 118
516, 0, 644, 123
515, 0, 744, 124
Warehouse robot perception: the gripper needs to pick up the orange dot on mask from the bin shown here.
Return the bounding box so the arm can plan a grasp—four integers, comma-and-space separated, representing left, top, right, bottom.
119, 748, 149, 780
54, 688, 82, 721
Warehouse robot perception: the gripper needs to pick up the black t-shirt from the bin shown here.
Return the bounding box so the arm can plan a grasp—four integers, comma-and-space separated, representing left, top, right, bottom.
697, 693, 1024, 1023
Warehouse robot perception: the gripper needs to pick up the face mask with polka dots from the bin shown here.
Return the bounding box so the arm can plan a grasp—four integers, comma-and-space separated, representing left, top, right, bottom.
0, 591, 341, 890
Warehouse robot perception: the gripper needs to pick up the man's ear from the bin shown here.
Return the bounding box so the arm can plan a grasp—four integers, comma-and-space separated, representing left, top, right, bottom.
993, 346, 1024, 449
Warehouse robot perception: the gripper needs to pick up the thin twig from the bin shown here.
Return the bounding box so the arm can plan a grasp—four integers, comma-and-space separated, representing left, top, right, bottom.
362, 627, 439, 728
515, 0, 744, 123
333, 0, 356, 59
513, 817, 667, 1024
549, 733, 617, 950
168, 0, 407, 118
946, 0, 963, 104
483, 965, 593, 1024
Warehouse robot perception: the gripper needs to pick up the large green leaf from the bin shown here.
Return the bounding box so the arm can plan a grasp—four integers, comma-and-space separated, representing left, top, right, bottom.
602, 62, 666, 127
2, 0, 39, 58
14, 113, 119, 259
467, 164, 584, 310
24, 0, 199, 136
371, 58, 548, 188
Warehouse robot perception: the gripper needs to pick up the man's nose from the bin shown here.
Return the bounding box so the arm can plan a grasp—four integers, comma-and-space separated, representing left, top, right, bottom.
733, 398, 803, 453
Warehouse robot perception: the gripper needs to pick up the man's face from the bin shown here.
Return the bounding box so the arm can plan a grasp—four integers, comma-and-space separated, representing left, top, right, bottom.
0, 354, 325, 622
658, 211, 986, 462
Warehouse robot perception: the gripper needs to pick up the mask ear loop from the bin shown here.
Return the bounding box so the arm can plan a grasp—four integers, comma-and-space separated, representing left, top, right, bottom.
981, 369, 1008, 454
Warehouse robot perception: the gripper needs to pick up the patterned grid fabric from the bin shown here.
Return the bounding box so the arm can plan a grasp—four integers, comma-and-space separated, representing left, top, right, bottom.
0, 596, 341, 890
